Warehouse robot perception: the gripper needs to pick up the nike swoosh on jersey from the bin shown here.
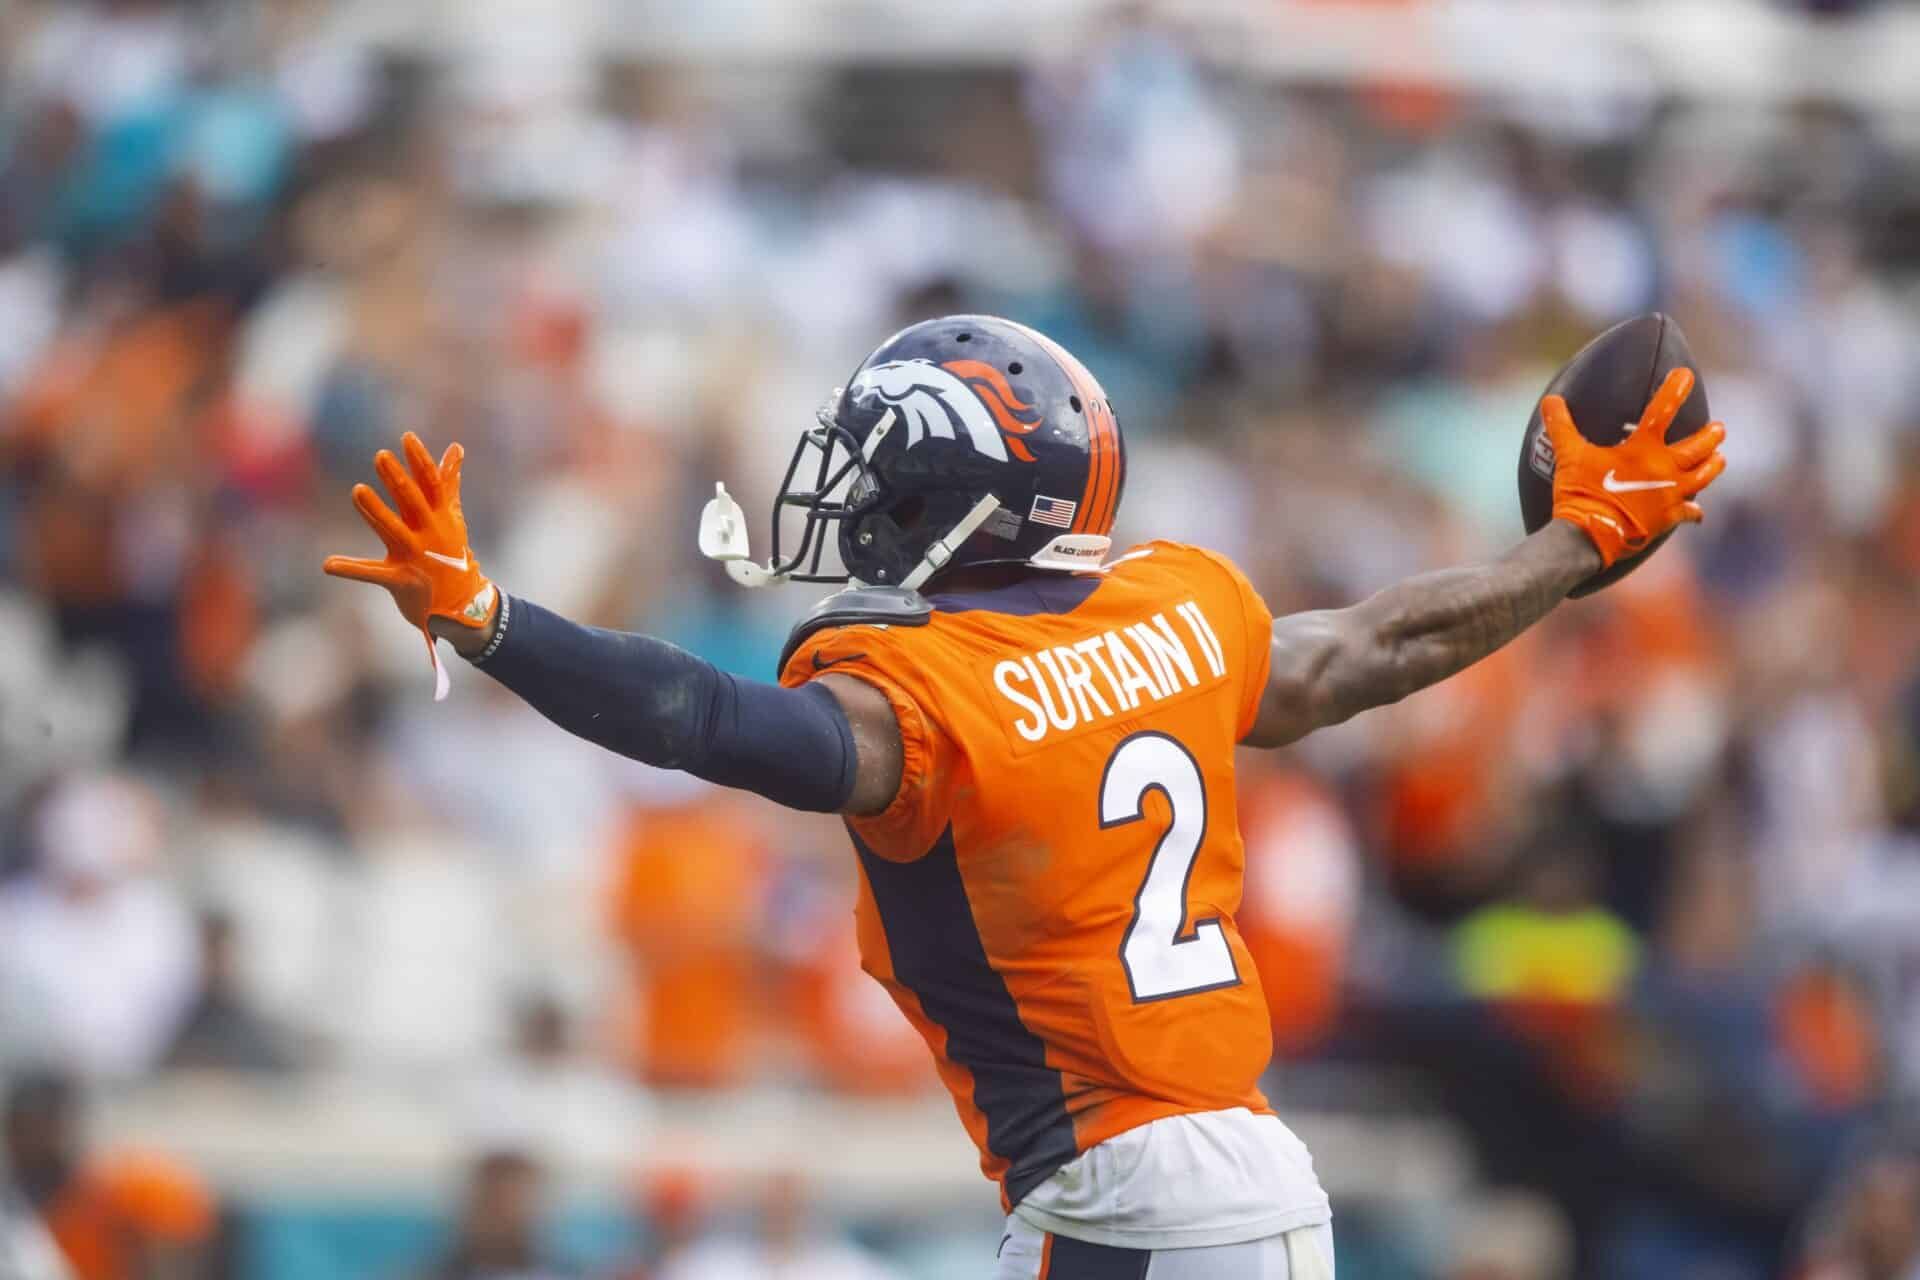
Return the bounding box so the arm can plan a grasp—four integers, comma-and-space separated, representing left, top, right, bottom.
813, 650, 869, 671
424, 550, 470, 570
1601, 470, 1677, 494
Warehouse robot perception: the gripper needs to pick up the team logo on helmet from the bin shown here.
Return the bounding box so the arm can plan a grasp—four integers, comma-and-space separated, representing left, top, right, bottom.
848, 359, 1043, 464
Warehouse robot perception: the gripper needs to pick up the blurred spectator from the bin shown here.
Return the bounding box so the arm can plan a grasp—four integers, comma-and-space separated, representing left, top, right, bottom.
1032, 18, 1241, 261
1600, 839, 1870, 1278
1445, 1190, 1574, 1280
1802, 1151, 1920, 1280
766, 841, 934, 1096
159, 908, 293, 1074
604, 788, 769, 1089
606, 1170, 708, 1280
0, 774, 196, 1078
1236, 768, 1360, 1057
1, 1071, 214, 1280
423, 1149, 576, 1280
0, 1181, 72, 1280
1451, 836, 1639, 1015
657, 1173, 902, 1280
458, 993, 645, 1169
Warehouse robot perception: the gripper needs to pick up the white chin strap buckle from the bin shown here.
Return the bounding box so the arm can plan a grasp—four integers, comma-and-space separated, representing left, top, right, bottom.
701, 484, 1010, 593
699, 483, 789, 589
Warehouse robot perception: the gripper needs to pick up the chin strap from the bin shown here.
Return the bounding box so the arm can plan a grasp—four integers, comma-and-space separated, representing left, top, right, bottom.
699, 480, 1004, 594
900, 494, 1002, 591
701, 484, 1087, 592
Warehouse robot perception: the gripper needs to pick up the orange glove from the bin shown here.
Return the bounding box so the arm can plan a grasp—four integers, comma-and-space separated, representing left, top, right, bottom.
1544, 367, 1728, 569
323, 432, 497, 700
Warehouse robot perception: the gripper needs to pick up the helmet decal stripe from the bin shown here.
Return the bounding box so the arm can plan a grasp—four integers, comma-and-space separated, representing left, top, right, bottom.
940, 359, 1044, 463
1078, 399, 1109, 535
850, 359, 1011, 462
849, 358, 1053, 465
1070, 375, 1105, 535
1004, 321, 1120, 537
1100, 399, 1123, 531
1086, 398, 1121, 534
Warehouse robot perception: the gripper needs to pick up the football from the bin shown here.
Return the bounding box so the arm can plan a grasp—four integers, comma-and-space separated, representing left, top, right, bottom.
1517, 312, 1713, 596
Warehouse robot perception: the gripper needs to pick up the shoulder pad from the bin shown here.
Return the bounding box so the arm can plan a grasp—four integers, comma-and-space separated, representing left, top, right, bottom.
779, 586, 933, 674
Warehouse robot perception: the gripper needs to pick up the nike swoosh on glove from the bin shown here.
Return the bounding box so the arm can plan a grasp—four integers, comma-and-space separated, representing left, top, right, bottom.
323, 432, 497, 700
1544, 367, 1728, 570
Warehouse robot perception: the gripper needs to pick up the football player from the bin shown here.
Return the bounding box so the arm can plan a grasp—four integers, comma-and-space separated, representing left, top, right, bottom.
325, 316, 1726, 1279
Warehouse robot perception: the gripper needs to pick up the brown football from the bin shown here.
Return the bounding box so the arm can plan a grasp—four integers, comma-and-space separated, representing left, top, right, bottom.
1517, 312, 1712, 597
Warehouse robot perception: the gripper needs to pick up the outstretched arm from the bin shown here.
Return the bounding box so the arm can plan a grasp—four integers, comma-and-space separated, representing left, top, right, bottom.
326, 432, 904, 816
1243, 523, 1597, 747
1245, 369, 1727, 749
437, 600, 904, 815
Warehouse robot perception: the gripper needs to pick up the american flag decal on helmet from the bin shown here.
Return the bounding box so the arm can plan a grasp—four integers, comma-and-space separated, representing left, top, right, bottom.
1028, 495, 1077, 529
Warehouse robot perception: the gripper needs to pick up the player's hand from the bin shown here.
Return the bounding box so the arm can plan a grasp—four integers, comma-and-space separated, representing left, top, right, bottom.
323, 433, 498, 697
1543, 368, 1727, 568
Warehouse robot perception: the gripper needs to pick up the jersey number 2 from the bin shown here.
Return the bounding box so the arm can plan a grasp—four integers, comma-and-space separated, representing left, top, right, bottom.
1100, 732, 1241, 1002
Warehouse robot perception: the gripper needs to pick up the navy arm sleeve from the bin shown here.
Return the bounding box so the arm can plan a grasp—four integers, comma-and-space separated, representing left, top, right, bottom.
472, 594, 857, 813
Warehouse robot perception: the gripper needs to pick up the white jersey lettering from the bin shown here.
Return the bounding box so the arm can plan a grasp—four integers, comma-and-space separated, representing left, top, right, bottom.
989, 604, 1227, 743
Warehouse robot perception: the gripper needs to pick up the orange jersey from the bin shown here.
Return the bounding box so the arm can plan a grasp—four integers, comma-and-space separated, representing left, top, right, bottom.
780, 541, 1277, 1209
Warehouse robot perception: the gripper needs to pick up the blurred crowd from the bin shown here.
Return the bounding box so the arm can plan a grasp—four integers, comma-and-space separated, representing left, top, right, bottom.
5, 1, 1920, 1278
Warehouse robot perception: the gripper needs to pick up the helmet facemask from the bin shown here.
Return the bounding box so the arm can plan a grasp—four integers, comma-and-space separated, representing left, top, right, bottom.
761, 403, 885, 585
759, 396, 1006, 589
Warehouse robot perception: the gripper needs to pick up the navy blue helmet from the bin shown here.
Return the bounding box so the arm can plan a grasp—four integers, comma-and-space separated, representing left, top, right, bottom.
759, 315, 1127, 590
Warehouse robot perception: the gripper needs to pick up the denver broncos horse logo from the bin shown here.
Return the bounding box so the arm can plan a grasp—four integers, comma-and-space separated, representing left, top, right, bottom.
849, 359, 1043, 463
